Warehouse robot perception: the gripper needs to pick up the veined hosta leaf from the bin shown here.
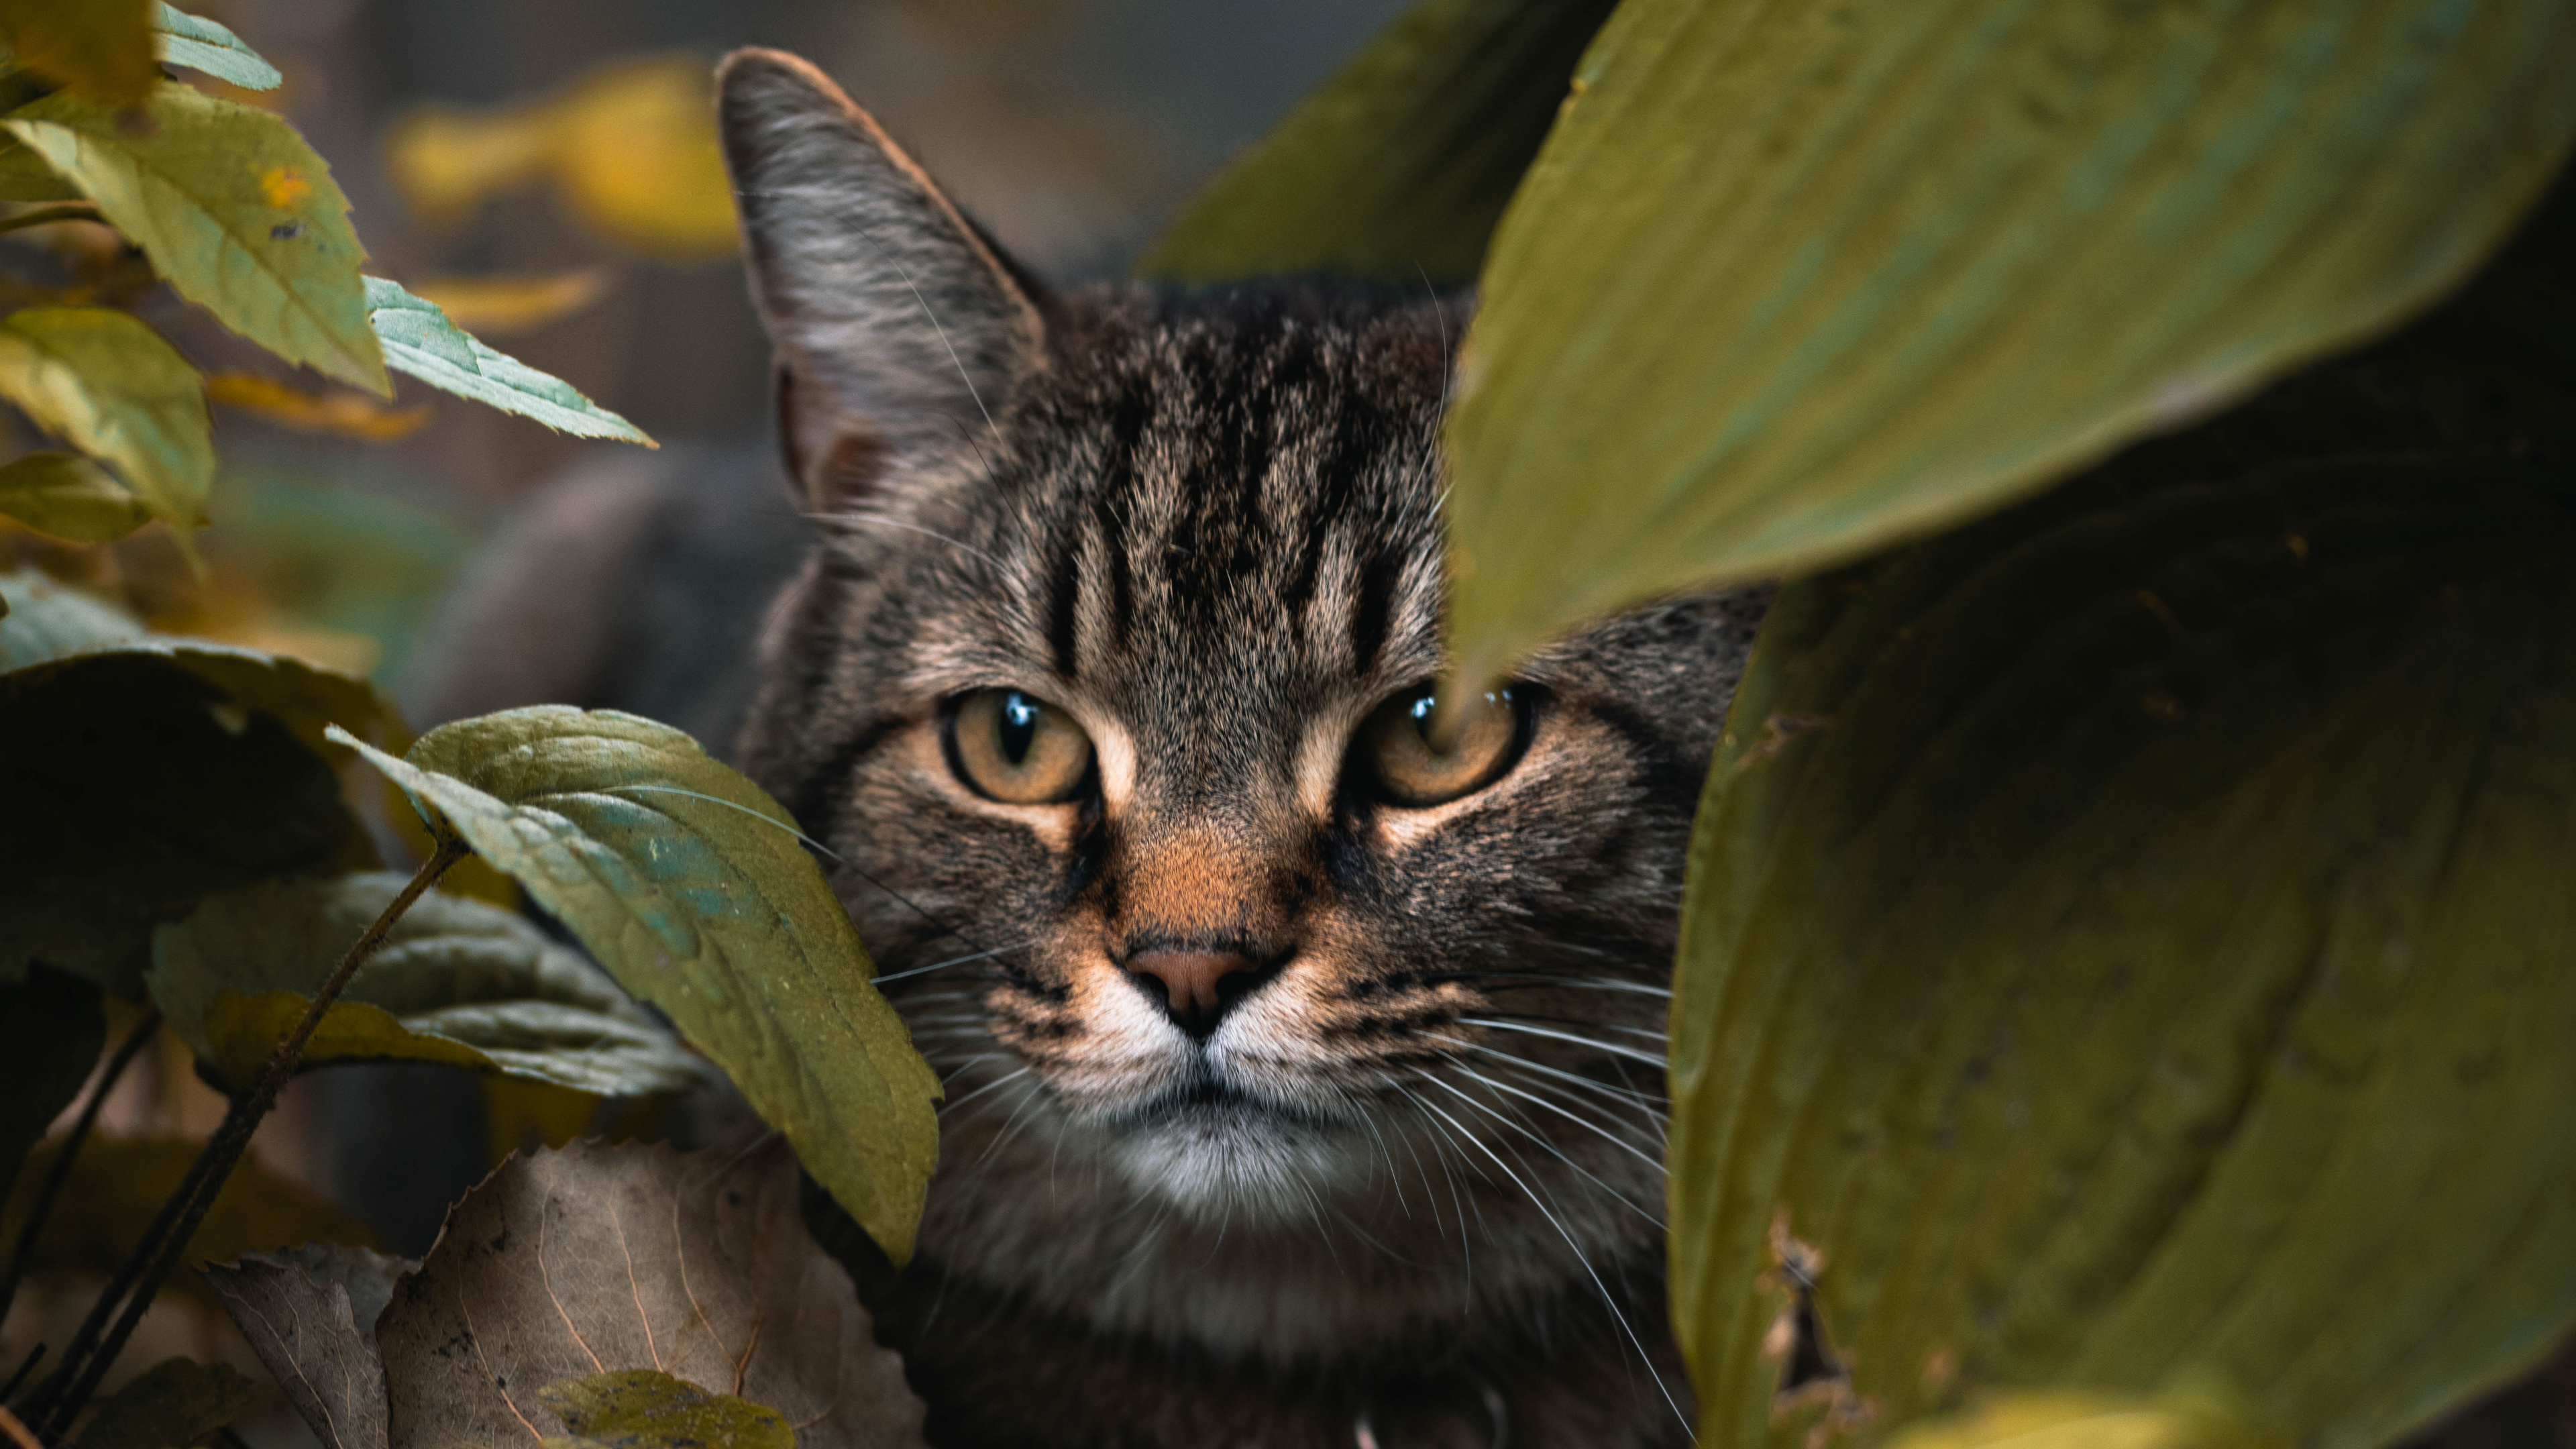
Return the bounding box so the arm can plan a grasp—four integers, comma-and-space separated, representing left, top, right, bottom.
1440, 0, 2576, 684
3, 84, 389, 395
0, 450, 153, 543
1139, 0, 1617, 286
154, 4, 281, 91
0, 0, 155, 104
146, 872, 708, 1096
1, 571, 396, 993
1670, 442, 2576, 1443
331, 706, 936, 1260
0, 307, 212, 547
365, 277, 651, 444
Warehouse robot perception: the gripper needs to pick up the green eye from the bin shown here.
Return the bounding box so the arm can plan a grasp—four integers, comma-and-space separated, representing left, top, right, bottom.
1358, 685, 1529, 807
949, 688, 1093, 803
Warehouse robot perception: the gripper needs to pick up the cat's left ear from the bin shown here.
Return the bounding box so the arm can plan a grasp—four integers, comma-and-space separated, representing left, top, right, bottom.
716, 49, 1047, 509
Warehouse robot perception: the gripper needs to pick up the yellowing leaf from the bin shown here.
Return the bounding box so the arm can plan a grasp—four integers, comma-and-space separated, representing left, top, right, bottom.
0, 307, 211, 551
1142, 0, 1617, 286
154, 4, 281, 92
386, 56, 740, 258
332, 706, 939, 1261
4, 83, 390, 395
366, 276, 650, 443
0, 0, 156, 105
1434, 0, 2576, 685
409, 268, 609, 337
0, 450, 154, 543
1883, 1393, 2273, 1449
207, 370, 431, 441
539, 1371, 792, 1449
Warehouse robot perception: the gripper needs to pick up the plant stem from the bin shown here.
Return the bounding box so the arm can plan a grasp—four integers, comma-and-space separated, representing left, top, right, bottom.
25, 841, 468, 1442
0, 205, 101, 237
0, 1010, 161, 1330
0, 1405, 43, 1449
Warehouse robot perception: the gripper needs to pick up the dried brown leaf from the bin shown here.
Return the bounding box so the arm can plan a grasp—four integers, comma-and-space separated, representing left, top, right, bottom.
374, 1138, 924, 1449
204, 1244, 413, 1449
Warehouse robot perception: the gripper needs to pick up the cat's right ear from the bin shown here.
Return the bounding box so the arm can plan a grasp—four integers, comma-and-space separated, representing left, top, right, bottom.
716, 50, 1047, 511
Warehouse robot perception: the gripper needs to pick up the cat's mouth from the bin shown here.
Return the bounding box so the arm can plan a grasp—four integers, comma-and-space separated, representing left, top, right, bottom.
1124, 1077, 1339, 1132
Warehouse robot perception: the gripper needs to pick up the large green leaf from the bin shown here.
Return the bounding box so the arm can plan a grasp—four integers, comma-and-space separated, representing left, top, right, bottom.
364, 277, 651, 444
0, 450, 153, 543
1668, 435, 2576, 1444
3, 84, 388, 395
1138, 0, 1616, 286
147, 872, 708, 1096
332, 707, 938, 1260
0, 307, 211, 547
1438, 0, 2576, 684
154, 5, 280, 91
0, 572, 394, 993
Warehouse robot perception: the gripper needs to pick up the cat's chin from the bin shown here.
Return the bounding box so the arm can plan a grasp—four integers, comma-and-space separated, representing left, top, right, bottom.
1105, 1083, 1373, 1222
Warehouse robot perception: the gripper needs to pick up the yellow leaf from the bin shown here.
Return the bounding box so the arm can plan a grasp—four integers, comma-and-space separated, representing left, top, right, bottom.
386, 56, 740, 258
0, 307, 211, 557
0, 450, 153, 543
205, 369, 431, 441
410, 267, 611, 337
0, 0, 156, 105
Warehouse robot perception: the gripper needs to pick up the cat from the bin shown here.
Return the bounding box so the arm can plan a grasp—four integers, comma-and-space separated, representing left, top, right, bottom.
712, 49, 1768, 1449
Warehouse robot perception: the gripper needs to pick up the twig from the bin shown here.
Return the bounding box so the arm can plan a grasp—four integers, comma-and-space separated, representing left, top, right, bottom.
0, 1011, 162, 1328
0, 1344, 40, 1403
26, 841, 469, 1441
0, 205, 102, 237
0, 1405, 44, 1449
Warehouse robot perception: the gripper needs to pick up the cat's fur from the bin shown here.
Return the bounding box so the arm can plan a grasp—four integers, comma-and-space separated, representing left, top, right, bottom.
716, 50, 1767, 1448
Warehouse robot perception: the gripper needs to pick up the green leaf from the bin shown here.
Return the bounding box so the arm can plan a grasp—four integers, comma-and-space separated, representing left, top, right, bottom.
3, 1136, 380, 1275
0, 449, 153, 542
1138, 0, 1616, 286
364, 277, 651, 444
153, 4, 280, 91
3, 84, 389, 395
0, 966, 103, 1206
0, 565, 144, 670
0, 0, 155, 104
1668, 448, 2576, 1445
331, 706, 938, 1261
0, 307, 211, 549
147, 872, 709, 1096
1, 572, 396, 994
537, 1370, 793, 1449
0, 136, 79, 201
68, 1357, 258, 1449
1438, 0, 2576, 685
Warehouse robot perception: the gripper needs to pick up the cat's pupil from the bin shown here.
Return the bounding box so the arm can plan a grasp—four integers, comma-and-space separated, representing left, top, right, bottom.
1406, 694, 1437, 739
998, 690, 1042, 766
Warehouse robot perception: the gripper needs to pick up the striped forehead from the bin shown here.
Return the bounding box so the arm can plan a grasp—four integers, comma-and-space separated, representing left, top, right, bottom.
1016, 309, 1446, 711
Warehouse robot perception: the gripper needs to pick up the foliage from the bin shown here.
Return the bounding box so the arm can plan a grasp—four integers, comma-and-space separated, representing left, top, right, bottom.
1152, 0, 2576, 1445
336, 708, 942, 1263
2, 1136, 379, 1274
207, 1140, 928, 1449
65, 1357, 254, 1449
147, 873, 708, 1095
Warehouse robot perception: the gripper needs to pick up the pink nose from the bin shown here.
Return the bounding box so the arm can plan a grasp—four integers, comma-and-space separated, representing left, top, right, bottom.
1125, 949, 1260, 1032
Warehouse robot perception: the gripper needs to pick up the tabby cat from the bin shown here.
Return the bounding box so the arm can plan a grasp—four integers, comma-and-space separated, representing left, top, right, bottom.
714, 49, 1768, 1449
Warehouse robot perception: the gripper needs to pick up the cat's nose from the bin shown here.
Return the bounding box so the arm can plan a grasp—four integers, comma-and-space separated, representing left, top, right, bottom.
1124, 947, 1268, 1038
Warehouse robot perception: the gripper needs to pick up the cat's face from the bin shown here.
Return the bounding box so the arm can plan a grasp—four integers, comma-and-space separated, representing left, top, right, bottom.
720, 52, 1762, 1352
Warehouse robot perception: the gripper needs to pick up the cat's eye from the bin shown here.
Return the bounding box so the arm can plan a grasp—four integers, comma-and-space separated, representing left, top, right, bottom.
1356, 685, 1532, 808
947, 688, 1095, 804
